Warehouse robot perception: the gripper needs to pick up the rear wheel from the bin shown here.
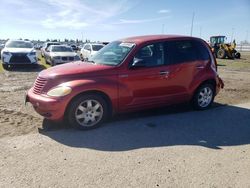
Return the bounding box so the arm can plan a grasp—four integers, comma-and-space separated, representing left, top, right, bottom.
192, 84, 215, 110
67, 94, 108, 130
217, 49, 226, 59
235, 52, 241, 59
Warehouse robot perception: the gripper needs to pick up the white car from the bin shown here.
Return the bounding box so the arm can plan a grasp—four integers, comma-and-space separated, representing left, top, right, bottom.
41, 42, 60, 57
1, 40, 37, 69
80, 43, 104, 60
44, 45, 80, 66
0, 43, 5, 57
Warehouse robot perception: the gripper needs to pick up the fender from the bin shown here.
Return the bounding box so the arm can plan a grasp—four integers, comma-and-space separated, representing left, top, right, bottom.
61, 76, 119, 113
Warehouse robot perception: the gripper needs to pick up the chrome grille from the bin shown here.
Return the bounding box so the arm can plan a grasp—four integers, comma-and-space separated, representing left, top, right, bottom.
33, 77, 47, 94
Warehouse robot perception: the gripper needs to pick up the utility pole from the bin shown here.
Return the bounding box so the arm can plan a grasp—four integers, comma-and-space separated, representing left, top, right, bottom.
190, 12, 195, 36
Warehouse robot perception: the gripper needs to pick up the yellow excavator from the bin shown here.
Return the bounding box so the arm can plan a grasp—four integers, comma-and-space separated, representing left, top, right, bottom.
209, 36, 241, 59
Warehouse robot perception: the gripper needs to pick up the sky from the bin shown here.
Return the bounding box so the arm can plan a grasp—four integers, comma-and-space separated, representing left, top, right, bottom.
0, 0, 249, 42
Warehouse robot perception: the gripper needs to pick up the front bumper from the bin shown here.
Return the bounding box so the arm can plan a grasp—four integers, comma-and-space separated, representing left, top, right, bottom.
2, 53, 37, 64
26, 88, 67, 121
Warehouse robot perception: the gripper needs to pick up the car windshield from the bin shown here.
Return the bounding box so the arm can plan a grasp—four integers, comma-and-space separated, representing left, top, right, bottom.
90, 41, 135, 66
92, 45, 104, 51
5, 41, 33, 48
52, 46, 73, 52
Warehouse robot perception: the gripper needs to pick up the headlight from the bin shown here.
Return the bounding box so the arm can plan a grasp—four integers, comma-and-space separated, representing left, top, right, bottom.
29, 51, 36, 56
3, 51, 10, 56
52, 56, 61, 59
47, 86, 72, 97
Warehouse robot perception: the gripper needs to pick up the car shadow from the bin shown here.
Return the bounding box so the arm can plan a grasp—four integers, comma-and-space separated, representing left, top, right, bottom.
5, 63, 47, 72
39, 103, 250, 151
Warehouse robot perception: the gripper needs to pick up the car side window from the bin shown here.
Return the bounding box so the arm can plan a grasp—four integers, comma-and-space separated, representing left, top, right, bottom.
193, 40, 210, 61
47, 46, 52, 52
134, 43, 165, 67
84, 45, 89, 50
169, 40, 198, 64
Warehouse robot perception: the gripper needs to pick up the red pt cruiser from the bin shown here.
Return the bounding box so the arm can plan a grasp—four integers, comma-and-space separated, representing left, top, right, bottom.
26, 35, 224, 130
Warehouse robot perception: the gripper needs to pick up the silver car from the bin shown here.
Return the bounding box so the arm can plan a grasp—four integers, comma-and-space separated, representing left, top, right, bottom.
44, 45, 80, 66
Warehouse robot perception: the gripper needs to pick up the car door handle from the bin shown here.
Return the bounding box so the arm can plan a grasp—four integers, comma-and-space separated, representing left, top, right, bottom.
159, 71, 169, 75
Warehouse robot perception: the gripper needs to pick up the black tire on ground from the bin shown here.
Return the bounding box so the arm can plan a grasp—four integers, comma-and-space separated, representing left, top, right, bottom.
66, 94, 109, 130
45, 58, 49, 64
2, 64, 9, 70
51, 61, 56, 66
192, 83, 215, 110
217, 49, 226, 59
235, 52, 241, 59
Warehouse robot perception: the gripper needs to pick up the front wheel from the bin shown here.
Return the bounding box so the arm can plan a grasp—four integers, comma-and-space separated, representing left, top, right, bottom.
2, 64, 10, 70
192, 84, 215, 110
67, 94, 108, 130
217, 49, 226, 59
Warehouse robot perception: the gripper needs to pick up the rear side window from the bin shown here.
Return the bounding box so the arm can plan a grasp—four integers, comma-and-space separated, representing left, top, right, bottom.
168, 40, 210, 64
193, 40, 210, 61
168, 40, 197, 64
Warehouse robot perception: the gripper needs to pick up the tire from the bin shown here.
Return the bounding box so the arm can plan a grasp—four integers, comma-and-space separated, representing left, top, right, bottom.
51, 60, 56, 66
192, 84, 215, 110
235, 52, 241, 59
2, 64, 9, 70
45, 58, 49, 65
67, 94, 109, 130
217, 49, 226, 59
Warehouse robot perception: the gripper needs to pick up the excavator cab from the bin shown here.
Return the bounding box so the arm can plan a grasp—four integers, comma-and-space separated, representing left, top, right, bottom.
210, 36, 226, 46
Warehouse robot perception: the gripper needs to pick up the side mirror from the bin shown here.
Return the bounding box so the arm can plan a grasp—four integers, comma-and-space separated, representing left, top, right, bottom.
130, 58, 145, 68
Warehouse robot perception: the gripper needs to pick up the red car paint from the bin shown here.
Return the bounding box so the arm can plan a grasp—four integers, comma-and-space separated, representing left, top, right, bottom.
26, 35, 223, 121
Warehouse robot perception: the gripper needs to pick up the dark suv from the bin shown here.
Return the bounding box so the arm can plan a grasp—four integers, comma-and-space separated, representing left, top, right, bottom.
26, 35, 224, 130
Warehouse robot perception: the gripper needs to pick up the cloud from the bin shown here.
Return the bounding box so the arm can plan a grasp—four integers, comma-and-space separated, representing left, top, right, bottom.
40, 0, 137, 29
114, 16, 170, 24
158, 9, 171, 14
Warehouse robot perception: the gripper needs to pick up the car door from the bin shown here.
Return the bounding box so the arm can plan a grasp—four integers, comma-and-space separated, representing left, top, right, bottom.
118, 42, 177, 111
166, 39, 211, 98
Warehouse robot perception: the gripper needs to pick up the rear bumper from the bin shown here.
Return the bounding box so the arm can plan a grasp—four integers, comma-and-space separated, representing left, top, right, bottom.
216, 75, 224, 95
26, 88, 66, 121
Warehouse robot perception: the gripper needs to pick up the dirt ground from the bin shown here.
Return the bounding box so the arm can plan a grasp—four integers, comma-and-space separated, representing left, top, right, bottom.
0, 52, 250, 138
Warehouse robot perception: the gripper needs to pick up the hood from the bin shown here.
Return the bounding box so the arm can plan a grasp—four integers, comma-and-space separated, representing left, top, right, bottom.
39, 61, 116, 79
4, 47, 34, 53
50, 52, 77, 57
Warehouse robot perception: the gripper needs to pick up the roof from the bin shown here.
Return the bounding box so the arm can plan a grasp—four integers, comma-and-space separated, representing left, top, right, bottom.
120, 35, 197, 45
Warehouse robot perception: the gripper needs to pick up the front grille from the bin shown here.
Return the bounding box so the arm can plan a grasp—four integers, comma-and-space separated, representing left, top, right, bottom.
61, 56, 74, 61
9, 53, 31, 63
62, 57, 67, 61
33, 77, 47, 94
